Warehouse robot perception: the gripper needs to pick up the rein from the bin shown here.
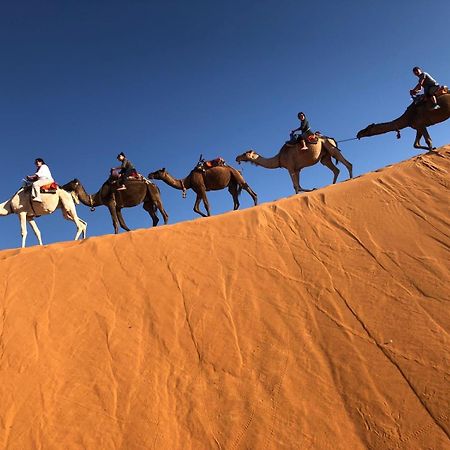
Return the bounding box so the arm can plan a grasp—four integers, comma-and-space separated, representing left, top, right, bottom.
336, 137, 359, 143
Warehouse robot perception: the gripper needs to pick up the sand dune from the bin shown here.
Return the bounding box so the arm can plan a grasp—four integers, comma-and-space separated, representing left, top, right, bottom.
0, 146, 449, 449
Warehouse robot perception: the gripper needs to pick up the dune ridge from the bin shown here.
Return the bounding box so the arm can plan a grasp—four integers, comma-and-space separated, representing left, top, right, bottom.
0, 146, 449, 449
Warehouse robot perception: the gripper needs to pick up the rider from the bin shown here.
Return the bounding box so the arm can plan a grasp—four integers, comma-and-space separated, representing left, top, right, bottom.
288, 112, 314, 150
26, 158, 54, 202
410, 67, 440, 110
114, 152, 136, 190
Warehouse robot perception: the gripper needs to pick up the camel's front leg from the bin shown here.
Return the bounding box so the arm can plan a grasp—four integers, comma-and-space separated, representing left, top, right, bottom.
27, 217, 42, 245
290, 170, 312, 193
289, 171, 301, 193
413, 129, 432, 151
19, 212, 28, 248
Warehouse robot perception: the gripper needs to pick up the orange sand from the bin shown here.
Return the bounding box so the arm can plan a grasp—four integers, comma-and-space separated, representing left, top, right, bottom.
0, 146, 449, 449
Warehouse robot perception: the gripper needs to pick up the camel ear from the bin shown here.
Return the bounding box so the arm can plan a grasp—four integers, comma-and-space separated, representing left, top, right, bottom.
161, 168, 165, 172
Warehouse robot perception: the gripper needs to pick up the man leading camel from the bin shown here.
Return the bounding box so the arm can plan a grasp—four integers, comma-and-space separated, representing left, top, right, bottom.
26, 158, 54, 202
410, 66, 440, 110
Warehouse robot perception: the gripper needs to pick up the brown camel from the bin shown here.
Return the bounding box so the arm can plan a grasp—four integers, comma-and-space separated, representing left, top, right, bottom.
148, 165, 258, 217
235, 137, 353, 193
62, 177, 168, 233
357, 93, 450, 151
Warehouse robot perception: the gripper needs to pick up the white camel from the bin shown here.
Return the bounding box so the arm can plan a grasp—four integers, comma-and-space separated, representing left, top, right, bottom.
0, 186, 87, 248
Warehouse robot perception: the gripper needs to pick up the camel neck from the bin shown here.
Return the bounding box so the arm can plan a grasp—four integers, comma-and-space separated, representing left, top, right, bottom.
252, 154, 281, 169
367, 111, 411, 136
160, 173, 188, 190
76, 185, 102, 207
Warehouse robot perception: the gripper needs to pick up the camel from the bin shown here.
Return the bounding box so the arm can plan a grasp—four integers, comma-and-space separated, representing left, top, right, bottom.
0, 186, 87, 248
62, 177, 168, 234
235, 137, 353, 193
148, 165, 258, 217
357, 93, 450, 151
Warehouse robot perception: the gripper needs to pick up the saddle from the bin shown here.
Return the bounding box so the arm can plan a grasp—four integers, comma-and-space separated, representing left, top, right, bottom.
24, 182, 59, 194
412, 85, 449, 106
286, 132, 320, 146
109, 168, 142, 181
194, 155, 226, 172
306, 134, 320, 144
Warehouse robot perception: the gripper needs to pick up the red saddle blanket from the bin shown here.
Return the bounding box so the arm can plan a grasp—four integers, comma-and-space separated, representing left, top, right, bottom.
203, 157, 225, 169
40, 182, 59, 193
306, 134, 319, 144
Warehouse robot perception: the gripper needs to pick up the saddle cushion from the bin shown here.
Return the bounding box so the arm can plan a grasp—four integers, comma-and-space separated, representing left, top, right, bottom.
204, 157, 226, 169
40, 182, 59, 193
307, 135, 319, 144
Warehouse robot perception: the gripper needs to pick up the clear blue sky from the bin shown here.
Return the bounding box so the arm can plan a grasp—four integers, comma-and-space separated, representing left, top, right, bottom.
1, 0, 449, 249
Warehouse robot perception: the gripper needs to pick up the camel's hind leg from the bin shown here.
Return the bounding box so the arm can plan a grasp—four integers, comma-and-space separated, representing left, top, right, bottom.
237, 182, 258, 206
27, 217, 42, 245
229, 168, 258, 205
228, 182, 240, 210
61, 208, 87, 240
143, 201, 159, 227
320, 154, 340, 184
116, 208, 130, 231
323, 140, 353, 179
146, 184, 169, 224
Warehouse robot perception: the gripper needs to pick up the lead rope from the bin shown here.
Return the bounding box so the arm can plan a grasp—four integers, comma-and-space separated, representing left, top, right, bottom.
336, 137, 359, 143
180, 180, 187, 198
89, 195, 95, 212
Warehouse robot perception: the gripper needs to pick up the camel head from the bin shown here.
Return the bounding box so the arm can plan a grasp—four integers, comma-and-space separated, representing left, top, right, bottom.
61, 179, 82, 202
61, 179, 81, 193
148, 168, 167, 180
235, 150, 259, 164
356, 123, 376, 139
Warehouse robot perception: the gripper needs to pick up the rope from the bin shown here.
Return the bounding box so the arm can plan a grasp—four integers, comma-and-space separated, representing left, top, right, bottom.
336, 137, 359, 143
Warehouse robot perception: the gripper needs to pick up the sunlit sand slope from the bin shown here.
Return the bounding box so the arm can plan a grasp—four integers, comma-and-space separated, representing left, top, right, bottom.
0, 146, 449, 449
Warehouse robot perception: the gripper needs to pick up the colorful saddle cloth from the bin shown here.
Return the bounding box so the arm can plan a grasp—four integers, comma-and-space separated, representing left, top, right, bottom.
40, 182, 59, 193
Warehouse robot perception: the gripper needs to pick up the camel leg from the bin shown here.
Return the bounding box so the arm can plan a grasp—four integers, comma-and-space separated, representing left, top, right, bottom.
27, 217, 42, 245
107, 204, 120, 234
228, 183, 240, 210
202, 192, 211, 216
320, 154, 340, 184
146, 183, 168, 224
242, 183, 258, 206
323, 142, 353, 179
154, 198, 169, 224
290, 170, 311, 193
19, 212, 28, 248
289, 171, 300, 193
116, 208, 131, 232
413, 129, 432, 151
61, 208, 87, 240
143, 201, 159, 227
193, 193, 208, 217
422, 128, 434, 151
